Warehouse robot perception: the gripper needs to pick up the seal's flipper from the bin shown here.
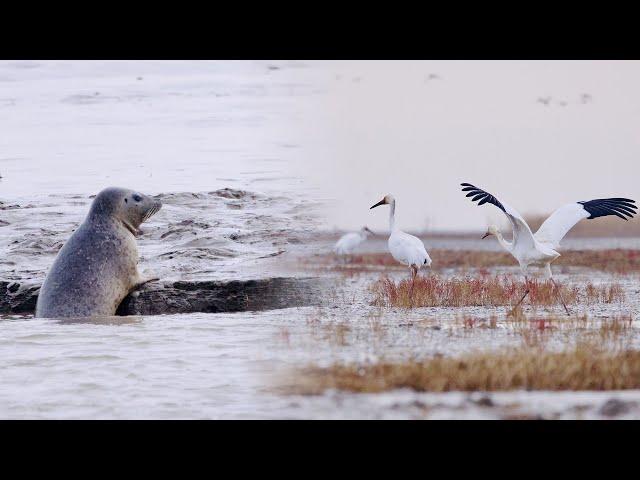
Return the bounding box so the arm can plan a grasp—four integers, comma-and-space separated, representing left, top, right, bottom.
134, 276, 160, 290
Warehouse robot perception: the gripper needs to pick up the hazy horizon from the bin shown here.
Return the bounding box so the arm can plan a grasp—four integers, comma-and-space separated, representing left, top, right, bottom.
2, 60, 639, 235
297, 60, 640, 233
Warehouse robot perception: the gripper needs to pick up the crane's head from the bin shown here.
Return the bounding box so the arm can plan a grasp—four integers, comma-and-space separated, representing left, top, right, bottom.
482, 225, 499, 239
370, 194, 394, 209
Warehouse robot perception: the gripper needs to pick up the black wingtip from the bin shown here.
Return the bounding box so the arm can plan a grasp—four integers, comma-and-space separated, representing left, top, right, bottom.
459, 183, 506, 213
579, 198, 639, 221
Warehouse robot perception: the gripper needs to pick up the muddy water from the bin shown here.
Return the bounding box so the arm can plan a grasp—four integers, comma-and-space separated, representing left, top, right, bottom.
0, 60, 328, 418
0, 189, 321, 284
2, 61, 640, 419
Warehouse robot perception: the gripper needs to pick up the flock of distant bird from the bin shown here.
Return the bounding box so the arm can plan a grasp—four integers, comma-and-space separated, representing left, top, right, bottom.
334, 185, 637, 313
335, 70, 594, 109
537, 93, 593, 107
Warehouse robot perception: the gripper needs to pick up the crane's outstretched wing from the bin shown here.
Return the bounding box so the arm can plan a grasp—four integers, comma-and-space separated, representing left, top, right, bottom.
460, 183, 535, 250
534, 198, 637, 248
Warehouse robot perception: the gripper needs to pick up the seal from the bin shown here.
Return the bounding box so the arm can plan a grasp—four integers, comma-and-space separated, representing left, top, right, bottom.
35, 187, 162, 318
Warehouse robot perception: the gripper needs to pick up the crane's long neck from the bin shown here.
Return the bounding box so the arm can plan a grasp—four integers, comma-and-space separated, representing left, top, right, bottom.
494, 230, 514, 254
389, 198, 398, 232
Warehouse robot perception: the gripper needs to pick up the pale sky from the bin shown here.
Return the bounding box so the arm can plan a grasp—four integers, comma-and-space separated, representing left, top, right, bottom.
296, 60, 640, 232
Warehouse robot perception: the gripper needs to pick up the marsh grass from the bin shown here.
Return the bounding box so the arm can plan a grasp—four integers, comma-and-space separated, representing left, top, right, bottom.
302, 309, 390, 351
370, 274, 624, 309
309, 249, 640, 274
285, 309, 637, 395
505, 313, 634, 349
292, 342, 640, 394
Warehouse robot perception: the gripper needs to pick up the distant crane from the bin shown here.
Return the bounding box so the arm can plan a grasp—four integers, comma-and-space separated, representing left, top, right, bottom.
333, 227, 375, 254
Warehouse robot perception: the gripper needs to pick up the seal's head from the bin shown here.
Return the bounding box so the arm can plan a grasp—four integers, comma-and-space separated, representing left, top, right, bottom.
89, 187, 162, 234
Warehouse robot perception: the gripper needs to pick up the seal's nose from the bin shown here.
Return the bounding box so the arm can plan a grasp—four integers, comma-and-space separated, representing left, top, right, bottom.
147, 194, 162, 210
142, 198, 162, 222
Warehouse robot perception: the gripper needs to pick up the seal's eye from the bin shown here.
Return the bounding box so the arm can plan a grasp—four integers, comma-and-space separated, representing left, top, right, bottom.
133, 195, 142, 202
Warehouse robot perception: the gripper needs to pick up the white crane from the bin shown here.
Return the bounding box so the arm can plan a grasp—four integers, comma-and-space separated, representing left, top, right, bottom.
370, 195, 432, 285
461, 183, 637, 314
333, 226, 375, 254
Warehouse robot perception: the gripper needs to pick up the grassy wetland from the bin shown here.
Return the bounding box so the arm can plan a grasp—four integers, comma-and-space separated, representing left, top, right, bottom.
273, 229, 640, 419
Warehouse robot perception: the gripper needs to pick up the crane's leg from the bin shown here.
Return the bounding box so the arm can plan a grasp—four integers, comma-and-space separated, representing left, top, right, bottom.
409, 265, 418, 307
508, 276, 530, 316
551, 278, 571, 315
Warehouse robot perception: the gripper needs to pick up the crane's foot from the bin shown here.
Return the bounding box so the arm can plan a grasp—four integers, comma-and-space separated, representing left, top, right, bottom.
551, 279, 571, 316
507, 305, 523, 317
508, 288, 530, 317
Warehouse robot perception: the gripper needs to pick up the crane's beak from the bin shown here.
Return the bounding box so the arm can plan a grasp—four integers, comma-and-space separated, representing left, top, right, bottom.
482, 232, 491, 240
370, 199, 386, 209
364, 227, 376, 235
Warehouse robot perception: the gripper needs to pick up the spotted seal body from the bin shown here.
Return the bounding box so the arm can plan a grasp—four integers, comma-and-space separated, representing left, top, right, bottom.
35, 187, 162, 318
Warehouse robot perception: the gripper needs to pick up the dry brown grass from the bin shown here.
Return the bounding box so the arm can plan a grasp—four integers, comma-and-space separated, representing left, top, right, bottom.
292, 344, 640, 394
506, 313, 634, 349
598, 314, 634, 338
370, 275, 624, 308
307, 249, 640, 275
555, 250, 640, 274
